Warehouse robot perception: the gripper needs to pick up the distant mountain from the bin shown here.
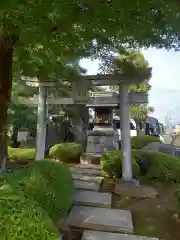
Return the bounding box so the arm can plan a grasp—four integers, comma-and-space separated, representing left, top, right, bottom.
149, 87, 180, 124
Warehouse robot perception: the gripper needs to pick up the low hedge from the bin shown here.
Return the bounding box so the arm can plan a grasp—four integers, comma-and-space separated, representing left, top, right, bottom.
8, 147, 36, 164
100, 149, 180, 183
133, 150, 180, 182
0, 160, 73, 239
131, 135, 161, 149
100, 150, 140, 179
49, 142, 83, 163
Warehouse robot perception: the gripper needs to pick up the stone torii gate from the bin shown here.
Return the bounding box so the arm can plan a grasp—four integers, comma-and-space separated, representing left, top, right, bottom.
73, 74, 148, 181
23, 72, 149, 182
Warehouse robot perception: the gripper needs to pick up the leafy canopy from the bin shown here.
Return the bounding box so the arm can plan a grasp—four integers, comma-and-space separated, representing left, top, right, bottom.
2, 1, 180, 80
2, 0, 180, 133
106, 50, 153, 122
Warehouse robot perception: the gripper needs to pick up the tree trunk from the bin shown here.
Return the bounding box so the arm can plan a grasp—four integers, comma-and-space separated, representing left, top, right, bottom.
0, 36, 14, 170
11, 125, 20, 148
136, 121, 141, 136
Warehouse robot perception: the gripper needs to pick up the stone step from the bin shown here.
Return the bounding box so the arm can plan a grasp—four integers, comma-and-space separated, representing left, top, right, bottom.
82, 231, 159, 240
70, 167, 100, 176
73, 180, 100, 191
72, 173, 102, 184
73, 190, 111, 208
67, 206, 133, 234
75, 164, 100, 170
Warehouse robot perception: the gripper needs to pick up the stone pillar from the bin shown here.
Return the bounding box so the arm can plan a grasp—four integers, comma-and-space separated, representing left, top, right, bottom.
36, 85, 47, 160
119, 84, 133, 181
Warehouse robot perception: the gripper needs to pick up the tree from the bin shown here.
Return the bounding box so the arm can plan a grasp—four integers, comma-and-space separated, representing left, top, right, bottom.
130, 105, 154, 135
7, 76, 38, 146
1, 1, 180, 168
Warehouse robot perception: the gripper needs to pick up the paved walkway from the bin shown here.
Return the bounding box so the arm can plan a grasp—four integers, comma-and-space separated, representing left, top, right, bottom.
67, 164, 159, 240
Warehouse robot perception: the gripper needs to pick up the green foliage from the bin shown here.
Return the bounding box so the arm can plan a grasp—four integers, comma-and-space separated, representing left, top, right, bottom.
131, 135, 161, 149
130, 104, 154, 122
100, 150, 140, 179
2, 1, 180, 87
0, 160, 73, 239
134, 150, 180, 182
8, 147, 36, 164
0, 193, 59, 240
108, 50, 154, 123
8, 79, 36, 133
103, 50, 151, 81
49, 142, 83, 163
101, 148, 180, 183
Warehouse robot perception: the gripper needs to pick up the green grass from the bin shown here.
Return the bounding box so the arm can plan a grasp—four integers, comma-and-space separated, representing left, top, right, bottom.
0, 159, 73, 239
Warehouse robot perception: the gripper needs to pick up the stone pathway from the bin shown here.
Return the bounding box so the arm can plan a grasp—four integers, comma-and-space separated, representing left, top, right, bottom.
67, 164, 159, 240
73, 190, 111, 208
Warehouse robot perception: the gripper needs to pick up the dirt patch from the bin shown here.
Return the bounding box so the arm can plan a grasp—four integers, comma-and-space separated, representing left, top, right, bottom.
112, 181, 180, 239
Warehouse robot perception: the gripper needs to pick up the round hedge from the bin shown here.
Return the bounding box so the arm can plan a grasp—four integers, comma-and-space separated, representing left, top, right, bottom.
8, 147, 36, 164
0, 160, 73, 239
131, 135, 161, 149
100, 150, 140, 179
49, 142, 83, 163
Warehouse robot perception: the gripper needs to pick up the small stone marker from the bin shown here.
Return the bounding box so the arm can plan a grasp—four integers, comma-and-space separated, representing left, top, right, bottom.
73, 180, 100, 191
70, 167, 100, 176
72, 173, 102, 184
67, 206, 133, 234
82, 231, 159, 240
73, 190, 112, 208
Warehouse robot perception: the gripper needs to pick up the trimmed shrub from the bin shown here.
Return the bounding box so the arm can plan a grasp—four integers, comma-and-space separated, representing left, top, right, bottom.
8, 147, 36, 164
49, 142, 83, 163
134, 150, 180, 182
3, 159, 73, 221
100, 150, 140, 179
0, 191, 59, 240
131, 135, 161, 149
0, 160, 73, 239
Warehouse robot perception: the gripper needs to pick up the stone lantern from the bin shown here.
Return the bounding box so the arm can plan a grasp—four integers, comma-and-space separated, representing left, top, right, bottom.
86, 91, 119, 155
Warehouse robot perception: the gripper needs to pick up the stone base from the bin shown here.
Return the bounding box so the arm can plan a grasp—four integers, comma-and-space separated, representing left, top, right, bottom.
116, 179, 140, 187
114, 180, 158, 199
86, 127, 119, 155
67, 206, 133, 234
82, 231, 159, 240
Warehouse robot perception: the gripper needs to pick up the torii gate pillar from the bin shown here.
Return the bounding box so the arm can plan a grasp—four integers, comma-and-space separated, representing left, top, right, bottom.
119, 84, 132, 181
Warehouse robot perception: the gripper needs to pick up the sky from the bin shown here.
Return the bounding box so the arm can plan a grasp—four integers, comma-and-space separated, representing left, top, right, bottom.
80, 48, 180, 124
